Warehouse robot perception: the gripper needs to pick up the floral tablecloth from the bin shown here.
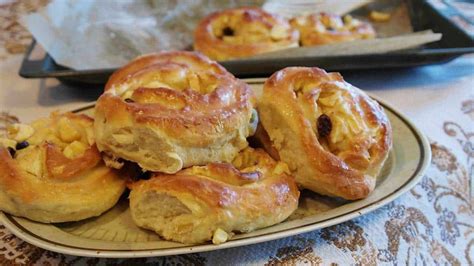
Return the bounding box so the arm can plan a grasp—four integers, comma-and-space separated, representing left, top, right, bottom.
0, 0, 473, 265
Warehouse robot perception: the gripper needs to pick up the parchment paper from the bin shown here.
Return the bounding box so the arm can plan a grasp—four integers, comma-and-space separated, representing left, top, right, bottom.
20, 0, 263, 70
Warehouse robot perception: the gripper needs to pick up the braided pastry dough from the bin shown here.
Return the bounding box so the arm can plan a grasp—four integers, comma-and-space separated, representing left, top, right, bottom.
258, 67, 392, 200
95, 51, 256, 173
129, 148, 299, 244
290, 13, 375, 46
194, 7, 299, 60
0, 112, 126, 223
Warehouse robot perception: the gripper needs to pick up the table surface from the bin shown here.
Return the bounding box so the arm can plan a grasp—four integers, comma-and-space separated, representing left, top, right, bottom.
0, 0, 473, 265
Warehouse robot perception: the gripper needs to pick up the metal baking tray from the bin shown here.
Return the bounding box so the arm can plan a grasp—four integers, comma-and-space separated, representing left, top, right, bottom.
18, 0, 474, 85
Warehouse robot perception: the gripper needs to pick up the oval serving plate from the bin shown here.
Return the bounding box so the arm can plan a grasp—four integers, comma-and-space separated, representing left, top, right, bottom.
0, 79, 431, 258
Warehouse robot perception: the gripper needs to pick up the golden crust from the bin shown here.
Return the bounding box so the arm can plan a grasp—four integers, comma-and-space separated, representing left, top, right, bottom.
194, 7, 299, 60
129, 148, 299, 244
95, 51, 255, 173
290, 13, 375, 46
258, 67, 392, 200
0, 112, 126, 223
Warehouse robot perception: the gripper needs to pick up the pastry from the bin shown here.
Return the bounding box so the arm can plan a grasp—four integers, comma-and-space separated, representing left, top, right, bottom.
94, 51, 256, 173
129, 147, 299, 244
290, 13, 375, 46
0, 112, 126, 223
257, 67, 392, 200
194, 7, 299, 60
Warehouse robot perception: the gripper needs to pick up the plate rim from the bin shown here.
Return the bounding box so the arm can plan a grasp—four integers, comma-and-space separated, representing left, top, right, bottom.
0, 88, 432, 258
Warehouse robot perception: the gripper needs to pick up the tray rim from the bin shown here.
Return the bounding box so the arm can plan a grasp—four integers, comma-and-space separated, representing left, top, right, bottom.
0, 92, 432, 258
18, 40, 474, 79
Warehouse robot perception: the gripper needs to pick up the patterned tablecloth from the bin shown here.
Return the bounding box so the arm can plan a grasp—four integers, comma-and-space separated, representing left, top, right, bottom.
0, 1, 473, 265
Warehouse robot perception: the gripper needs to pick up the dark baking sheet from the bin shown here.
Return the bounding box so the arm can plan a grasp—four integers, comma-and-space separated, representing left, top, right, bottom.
18, 0, 474, 85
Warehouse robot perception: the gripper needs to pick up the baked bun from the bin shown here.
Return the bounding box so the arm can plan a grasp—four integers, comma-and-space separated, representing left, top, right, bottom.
94, 51, 256, 174
129, 147, 299, 244
290, 13, 375, 46
0, 112, 126, 223
257, 67, 392, 200
194, 7, 299, 60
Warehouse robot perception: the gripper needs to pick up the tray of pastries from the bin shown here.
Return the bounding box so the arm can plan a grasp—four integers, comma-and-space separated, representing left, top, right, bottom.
18, 0, 474, 85
1, 51, 430, 257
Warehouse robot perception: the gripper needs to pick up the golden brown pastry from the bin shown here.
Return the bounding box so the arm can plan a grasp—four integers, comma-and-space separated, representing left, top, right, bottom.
257, 67, 392, 200
0, 112, 126, 223
194, 7, 299, 60
94, 51, 256, 174
129, 147, 299, 244
290, 13, 375, 46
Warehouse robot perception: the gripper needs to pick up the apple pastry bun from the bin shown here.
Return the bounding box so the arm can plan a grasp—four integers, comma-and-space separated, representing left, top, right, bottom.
194, 7, 299, 60
0, 112, 126, 223
94, 51, 256, 174
257, 67, 392, 200
129, 147, 299, 244
290, 13, 375, 46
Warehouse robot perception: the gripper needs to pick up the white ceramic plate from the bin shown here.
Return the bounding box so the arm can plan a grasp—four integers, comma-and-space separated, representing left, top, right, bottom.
0, 79, 431, 258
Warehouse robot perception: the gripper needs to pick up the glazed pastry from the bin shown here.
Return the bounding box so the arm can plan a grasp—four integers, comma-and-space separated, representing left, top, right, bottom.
129, 147, 299, 244
0, 112, 126, 223
290, 13, 375, 46
257, 67, 392, 200
94, 51, 256, 174
194, 7, 299, 60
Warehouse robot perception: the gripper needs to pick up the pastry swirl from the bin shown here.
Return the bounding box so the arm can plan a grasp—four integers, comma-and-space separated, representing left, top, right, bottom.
0, 112, 126, 223
129, 147, 299, 244
194, 7, 299, 60
290, 13, 375, 46
95, 51, 256, 173
257, 67, 392, 200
